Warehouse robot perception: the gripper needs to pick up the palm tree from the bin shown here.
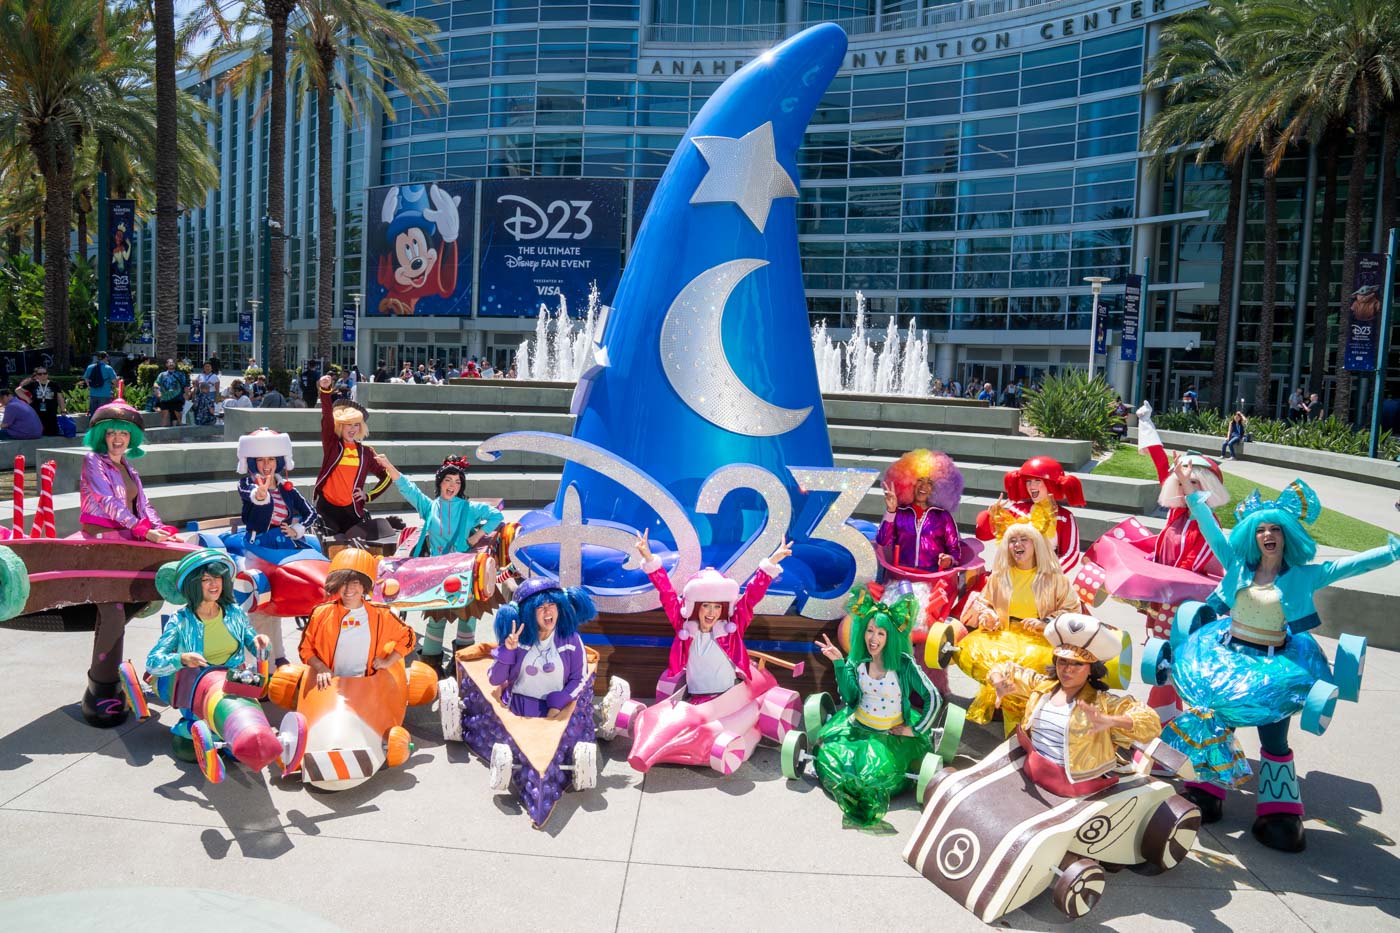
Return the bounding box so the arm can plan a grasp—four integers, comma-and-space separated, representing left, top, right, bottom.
187, 0, 296, 370
1143, 0, 1251, 412
154, 0, 180, 359
1249, 0, 1400, 418
212, 0, 444, 363
0, 0, 152, 369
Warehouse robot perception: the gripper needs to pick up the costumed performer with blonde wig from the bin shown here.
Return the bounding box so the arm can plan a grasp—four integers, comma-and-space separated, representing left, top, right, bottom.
957, 522, 1079, 731
812, 582, 942, 825
989, 614, 1161, 796
1165, 480, 1400, 852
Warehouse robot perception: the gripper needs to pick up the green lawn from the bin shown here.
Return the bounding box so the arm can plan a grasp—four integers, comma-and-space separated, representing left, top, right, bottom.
1093, 447, 1392, 552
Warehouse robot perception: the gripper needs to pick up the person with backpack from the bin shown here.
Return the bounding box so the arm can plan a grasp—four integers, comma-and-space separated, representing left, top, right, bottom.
155, 359, 189, 427
84, 352, 117, 414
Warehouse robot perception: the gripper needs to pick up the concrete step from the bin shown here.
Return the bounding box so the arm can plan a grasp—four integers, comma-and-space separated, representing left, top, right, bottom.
223, 407, 575, 440
831, 452, 1159, 514
47, 462, 1159, 547
821, 395, 1021, 435
1130, 426, 1400, 491
829, 424, 1094, 469
46, 469, 564, 536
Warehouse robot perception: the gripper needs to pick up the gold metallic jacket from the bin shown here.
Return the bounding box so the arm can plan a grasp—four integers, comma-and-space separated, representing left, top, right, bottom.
990, 663, 1162, 783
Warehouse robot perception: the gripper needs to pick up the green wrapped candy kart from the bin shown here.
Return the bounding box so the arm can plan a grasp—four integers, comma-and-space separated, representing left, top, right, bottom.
782, 582, 964, 825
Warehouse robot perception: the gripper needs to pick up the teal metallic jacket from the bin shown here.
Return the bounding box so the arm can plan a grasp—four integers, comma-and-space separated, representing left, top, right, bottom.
145, 604, 260, 677
1187, 491, 1400, 634
395, 475, 504, 557
833, 653, 940, 738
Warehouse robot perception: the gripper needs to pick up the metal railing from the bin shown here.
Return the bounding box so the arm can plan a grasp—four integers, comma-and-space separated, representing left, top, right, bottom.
644, 0, 1064, 45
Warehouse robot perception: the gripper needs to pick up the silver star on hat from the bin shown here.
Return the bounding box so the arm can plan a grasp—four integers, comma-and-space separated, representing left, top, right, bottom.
689, 122, 799, 234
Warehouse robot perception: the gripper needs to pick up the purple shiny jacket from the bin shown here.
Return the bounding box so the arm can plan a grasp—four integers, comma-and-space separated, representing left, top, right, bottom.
489, 631, 588, 714
80, 452, 166, 539
876, 505, 962, 571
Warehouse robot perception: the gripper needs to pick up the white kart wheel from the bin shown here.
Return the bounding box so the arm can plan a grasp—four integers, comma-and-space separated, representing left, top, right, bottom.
595, 677, 630, 741
572, 741, 598, 791
1051, 858, 1106, 919
438, 678, 463, 742
488, 743, 513, 792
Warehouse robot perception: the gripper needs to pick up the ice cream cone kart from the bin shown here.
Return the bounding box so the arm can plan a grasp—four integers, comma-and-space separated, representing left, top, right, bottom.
439, 642, 604, 829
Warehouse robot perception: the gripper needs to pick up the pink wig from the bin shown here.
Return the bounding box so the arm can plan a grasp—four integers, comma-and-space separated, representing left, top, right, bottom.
883, 449, 964, 513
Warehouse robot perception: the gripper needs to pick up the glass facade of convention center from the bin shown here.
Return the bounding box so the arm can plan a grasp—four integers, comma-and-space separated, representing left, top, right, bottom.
135, 0, 1399, 418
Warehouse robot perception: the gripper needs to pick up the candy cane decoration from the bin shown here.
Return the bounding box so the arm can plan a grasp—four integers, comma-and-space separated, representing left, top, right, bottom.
37, 460, 56, 539
12, 455, 25, 538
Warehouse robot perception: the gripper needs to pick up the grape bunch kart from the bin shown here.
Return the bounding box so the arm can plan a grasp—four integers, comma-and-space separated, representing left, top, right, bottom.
439, 642, 605, 829
608, 651, 805, 776
902, 737, 1200, 922
267, 648, 439, 791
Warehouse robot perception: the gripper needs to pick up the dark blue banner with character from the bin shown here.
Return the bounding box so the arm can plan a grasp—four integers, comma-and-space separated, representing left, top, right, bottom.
1344, 252, 1385, 371
108, 199, 136, 323
477, 178, 625, 317
366, 181, 475, 317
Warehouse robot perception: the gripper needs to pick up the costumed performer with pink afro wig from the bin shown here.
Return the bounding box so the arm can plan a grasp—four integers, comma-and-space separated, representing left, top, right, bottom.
877, 449, 965, 573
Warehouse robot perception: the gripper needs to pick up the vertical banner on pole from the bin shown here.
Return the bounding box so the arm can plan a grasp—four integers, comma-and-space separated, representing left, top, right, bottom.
108, 199, 136, 323
136, 315, 153, 344
238, 311, 253, 343
341, 306, 356, 343
1344, 252, 1385, 371
190, 318, 203, 345
1120, 274, 1143, 362
1093, 307, 1108, 355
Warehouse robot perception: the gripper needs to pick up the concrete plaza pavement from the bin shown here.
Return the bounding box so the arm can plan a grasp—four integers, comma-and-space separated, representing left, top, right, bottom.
1, 511, 1399, 931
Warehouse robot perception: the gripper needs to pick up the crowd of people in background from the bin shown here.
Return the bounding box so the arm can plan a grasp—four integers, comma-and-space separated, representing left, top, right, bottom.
929, 377, 1028, 406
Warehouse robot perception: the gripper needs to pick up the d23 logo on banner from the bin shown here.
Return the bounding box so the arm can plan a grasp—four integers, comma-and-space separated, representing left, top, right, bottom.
499, 195, 595, 242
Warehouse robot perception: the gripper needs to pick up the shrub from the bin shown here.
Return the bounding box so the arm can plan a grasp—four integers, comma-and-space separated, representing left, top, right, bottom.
1021, 371, 1122, 451
268, 367, 294, 397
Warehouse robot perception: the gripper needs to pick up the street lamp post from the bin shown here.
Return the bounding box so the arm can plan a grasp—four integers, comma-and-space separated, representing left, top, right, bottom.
198, 306, 211, 361
350, 292, 363, 373
1083, 276, 1110, 382
247, 298, 262, 368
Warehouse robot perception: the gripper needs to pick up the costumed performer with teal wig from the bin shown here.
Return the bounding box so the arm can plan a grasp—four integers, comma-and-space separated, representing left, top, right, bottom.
1166, 479, 1400, 852
146, 549, 270, 760
811, 581, 943, 825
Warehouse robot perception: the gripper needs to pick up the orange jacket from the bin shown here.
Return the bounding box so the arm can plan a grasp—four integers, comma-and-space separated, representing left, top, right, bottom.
299, 600, 416, 672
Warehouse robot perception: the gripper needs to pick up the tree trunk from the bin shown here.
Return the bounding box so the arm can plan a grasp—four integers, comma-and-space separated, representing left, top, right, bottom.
1254, 170, 1278, 416
315, 74, 335, 364
1309, 132, 1340, 396
1210, 163, 1243, 411
1382, 109, 1399, 236
76, 203, 89, 265
33, 131, 74, 369
32, 216, 42, 265
267, 3, 295, 372
154, 0, 180, 363
1334, 124, 1370, 419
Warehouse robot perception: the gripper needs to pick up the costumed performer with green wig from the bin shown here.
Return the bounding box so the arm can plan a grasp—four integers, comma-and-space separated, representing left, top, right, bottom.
78, 387, 180, 726
146, 549, 270, 760
811, 581, 944, 825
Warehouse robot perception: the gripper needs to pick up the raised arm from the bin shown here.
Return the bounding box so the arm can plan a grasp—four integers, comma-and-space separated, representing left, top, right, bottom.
731, 540, 790, 636
637, 530, 684, 631
1186, 490, 1235, 566
1317, 535, 1400, 588
392, 473, 435, 523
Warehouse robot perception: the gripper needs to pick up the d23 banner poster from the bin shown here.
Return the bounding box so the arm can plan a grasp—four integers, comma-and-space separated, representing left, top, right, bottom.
108, 199, 136, 323
1343, 252, 1385, 371
366, 180, 475, 316
477, 178, 625, 317
1119, 273, 1142, 362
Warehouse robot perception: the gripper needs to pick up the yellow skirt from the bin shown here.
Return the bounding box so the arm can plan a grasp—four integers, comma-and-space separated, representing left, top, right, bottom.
955, 623, 1053, 733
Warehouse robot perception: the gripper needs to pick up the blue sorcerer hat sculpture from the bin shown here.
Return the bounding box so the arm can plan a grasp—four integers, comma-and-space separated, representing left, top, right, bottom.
479, 24, 873, 618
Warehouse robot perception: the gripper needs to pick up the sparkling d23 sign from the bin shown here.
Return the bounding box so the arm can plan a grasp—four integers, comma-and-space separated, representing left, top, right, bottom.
476, 431, 877, 621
